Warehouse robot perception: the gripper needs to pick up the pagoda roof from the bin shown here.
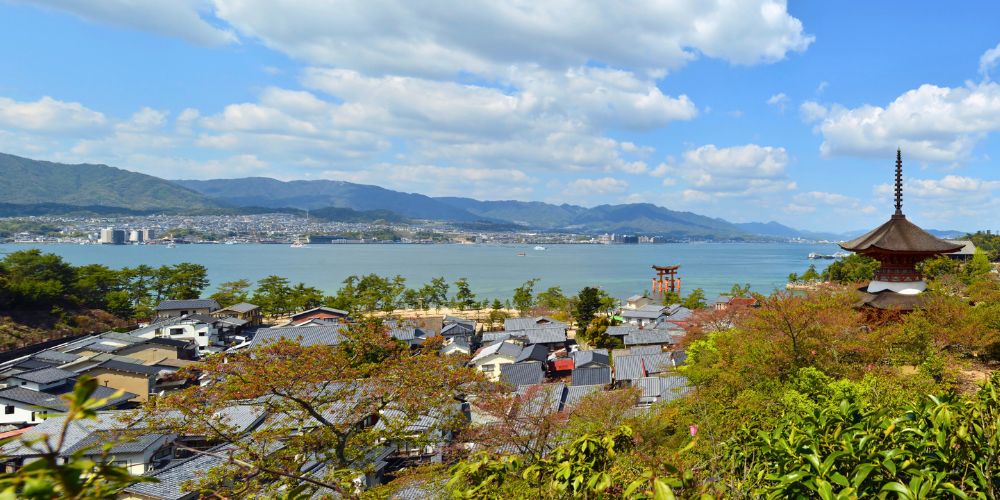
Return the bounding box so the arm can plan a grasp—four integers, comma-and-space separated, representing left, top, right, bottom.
840, 215, 963, 254
855, 287, 927, 311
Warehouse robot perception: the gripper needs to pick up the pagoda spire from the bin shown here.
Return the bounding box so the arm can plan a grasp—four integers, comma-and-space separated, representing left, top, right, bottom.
894, 148, 904, 216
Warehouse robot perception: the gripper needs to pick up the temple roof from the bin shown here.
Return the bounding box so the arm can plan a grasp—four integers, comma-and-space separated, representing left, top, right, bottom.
856, 287, 927, 311
840, 215, 963, 254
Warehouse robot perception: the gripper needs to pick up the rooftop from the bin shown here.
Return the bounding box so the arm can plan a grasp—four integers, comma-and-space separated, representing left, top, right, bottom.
154, 299, 220, 311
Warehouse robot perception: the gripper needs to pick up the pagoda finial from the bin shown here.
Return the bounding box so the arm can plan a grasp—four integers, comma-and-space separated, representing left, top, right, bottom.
894, 148, 903, 216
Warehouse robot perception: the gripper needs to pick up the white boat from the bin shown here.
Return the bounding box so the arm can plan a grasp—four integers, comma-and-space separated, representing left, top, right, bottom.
166, 243, 176, 249
291, 239, 307, 248
534, 246, 546, 251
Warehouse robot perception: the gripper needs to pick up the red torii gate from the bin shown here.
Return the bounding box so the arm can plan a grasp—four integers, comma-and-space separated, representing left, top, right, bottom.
651, 265, 680, 296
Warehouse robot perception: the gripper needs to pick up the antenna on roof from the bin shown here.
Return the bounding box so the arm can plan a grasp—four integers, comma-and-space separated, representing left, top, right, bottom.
894, 148, 903, 216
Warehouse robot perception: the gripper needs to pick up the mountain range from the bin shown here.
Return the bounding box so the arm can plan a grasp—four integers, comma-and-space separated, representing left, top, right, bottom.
0, 152, 966, 240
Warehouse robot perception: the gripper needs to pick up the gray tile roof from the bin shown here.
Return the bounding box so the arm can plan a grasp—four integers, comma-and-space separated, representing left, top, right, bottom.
508, 327, 567, 345
0, 385, 134, 411
32, 350, 82, 364
8, 367, 78, 385
563, 385, 603, 407
641, 353, 674, 374
606, 326, 639, 337
571, 366, 611, 386
516, 344, 549, 363
442, 322, 475, 336
627, 346, 662, 354
637, 376, 689, 404
387, 324, 429, 342
290, 306, 349, 319
470, 341, 522, 363
624, 329, 675, 346
500, 362, 545, 387
123, 444, 229, 500
516, 382, 565, 414
480, 331, 510, 343
249, 325, 347, 349
219, 302, 259, 313
65, 431, 170, 455
155, 299, 220, 311
441, 337, 470, 355
10, 359, 56, 371
613, 354, 646, 381
93, 360, 165, 377
622, 305, 668, 320
1, 411, 131, 458
572, 349, 609, 368
504, 316, 567, 331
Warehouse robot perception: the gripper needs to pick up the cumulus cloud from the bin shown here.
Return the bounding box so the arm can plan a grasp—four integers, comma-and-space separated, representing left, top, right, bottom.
786, 191, 876, 216
565, 177, 629, 196
802, 82, 1000, 162
767, 92, 789, 111
873, 174, 1000, 221
980, 42, 1000, 77
660, 144, 795, 201
0, 96, 107, 134
319, 164, 537, 199
27, 0, 236, 46
212, 0, 811, 77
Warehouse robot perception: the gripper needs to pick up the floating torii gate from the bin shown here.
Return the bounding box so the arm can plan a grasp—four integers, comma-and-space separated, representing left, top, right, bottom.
651, 265, 680, 296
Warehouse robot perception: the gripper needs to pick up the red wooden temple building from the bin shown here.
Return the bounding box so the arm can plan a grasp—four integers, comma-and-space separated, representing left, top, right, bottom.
839, 149, 962, 310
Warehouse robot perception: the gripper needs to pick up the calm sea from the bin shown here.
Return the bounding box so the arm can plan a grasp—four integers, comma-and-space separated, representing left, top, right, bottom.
0, 243, 840, 301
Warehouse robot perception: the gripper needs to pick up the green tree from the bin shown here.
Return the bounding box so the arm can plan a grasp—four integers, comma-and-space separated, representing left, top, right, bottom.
574, 287, 602, 330
332, 274, 407, 314
453, 278, 476, 310
210, 279, 253, 307
536, 286, 568, 311
72, 264, 123, 309
513, 278, 539, 315
822, 254, 878, 283
801, 264, 821, 282
964, 249, 992, 283
155, 263, 209, 300
919, 255, 959, 281
728, 283, 752, 297
252, 275, 293, 316
682, 288, 707, 310
578, 316, 623, 350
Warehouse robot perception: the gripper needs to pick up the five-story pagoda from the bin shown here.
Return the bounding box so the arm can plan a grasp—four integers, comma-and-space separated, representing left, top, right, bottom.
839, 149, 963, 310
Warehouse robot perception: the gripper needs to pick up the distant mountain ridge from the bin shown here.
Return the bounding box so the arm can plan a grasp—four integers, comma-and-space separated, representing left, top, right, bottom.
0, 153, 215, 211
3, 151, 959, 240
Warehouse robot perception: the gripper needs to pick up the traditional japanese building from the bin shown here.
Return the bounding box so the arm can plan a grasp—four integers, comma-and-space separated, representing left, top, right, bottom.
839, 149, 963, 310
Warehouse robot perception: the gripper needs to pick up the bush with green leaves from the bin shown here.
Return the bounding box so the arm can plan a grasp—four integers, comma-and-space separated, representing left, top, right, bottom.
725, 373, 1000, 498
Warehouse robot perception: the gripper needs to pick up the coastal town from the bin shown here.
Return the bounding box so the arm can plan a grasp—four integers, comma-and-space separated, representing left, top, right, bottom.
4, 2, 1000, 497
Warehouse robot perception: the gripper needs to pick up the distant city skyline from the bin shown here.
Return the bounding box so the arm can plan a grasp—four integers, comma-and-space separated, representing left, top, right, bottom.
1, 1, 999, 232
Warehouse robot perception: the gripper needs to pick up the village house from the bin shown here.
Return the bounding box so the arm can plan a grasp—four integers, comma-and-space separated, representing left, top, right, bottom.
79, 360, 165, 403
130, 315, 222, 354
469, 341, 522, 381
286, 306, 350, 326
625, 294, 655, 310
0, 384, 135, 426
620, 304, 669, 328
154, 299, 220, 319
211, 302, 263, 326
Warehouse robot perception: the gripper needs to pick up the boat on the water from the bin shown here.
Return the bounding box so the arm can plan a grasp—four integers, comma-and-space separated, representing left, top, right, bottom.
534, 246, 546, 251
516, 252, 526, 256
808, 252, 835, 260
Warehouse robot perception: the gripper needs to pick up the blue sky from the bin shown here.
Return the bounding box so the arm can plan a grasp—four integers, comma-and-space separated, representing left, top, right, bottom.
1, 1, 999, 232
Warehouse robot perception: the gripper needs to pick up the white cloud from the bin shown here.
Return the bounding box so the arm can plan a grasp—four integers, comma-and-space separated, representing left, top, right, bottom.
787, 191, 876, 216
803, 82, 1000, 162
662, 144, 794, 199
319, 164, 537, 199
799, 100, 828, 122
213, 0, 812, 77
874, 174, 1000, 221
767, 92, 789, 111
980, 42, 1000, 77
565, 177, 629, 196
27, 0, 236, 46
0, 96, 107, 134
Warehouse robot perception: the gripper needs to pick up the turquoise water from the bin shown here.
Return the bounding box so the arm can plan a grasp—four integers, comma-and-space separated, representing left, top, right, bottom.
0, 243, 840, 300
